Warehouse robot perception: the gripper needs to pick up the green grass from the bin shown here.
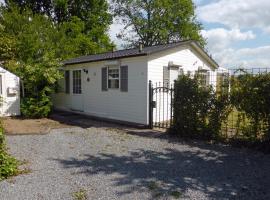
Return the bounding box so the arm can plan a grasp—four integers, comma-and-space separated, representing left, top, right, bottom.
72, 189, 87, 200
147, 181, 159, 190
170, 191, 182, 199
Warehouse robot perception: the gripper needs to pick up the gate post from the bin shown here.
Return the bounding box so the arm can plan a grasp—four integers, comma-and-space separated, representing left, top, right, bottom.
148, 80, 153, 129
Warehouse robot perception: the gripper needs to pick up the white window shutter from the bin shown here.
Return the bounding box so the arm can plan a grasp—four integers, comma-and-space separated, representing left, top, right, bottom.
163, 66, 170, 86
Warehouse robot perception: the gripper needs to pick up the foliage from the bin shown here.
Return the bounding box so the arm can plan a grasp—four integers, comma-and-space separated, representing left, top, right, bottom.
0, 123, 18, 181
72, 189, 88, 200
5, 0, 53, 16
5, 0, 113, 38
230, 73, 270, 140
171, 75, 229, 139
21, 88, 52, 118
5, 0, 113, 47
171, 71, 270, 150
112, 0, 205, 47
0, 4, 113, 118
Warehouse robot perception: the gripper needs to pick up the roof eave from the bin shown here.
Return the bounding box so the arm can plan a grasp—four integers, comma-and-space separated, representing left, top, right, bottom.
190, 41, 219, 69
63, 53, 148, 66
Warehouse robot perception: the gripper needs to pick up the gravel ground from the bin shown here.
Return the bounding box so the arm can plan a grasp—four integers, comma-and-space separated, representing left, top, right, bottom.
1, 126, 270, 200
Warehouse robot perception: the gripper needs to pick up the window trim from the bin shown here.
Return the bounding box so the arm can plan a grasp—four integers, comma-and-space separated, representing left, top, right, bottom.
107, 66, 120, 90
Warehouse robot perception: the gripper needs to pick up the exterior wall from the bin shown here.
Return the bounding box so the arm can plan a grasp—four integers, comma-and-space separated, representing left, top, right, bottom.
148, 45, 216, 84
0, 67, 20, 116
147, 45, 217, 123
52, 56, 148, 125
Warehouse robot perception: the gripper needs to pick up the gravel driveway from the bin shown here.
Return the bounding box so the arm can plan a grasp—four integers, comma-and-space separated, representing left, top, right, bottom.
1, 125, 270, 200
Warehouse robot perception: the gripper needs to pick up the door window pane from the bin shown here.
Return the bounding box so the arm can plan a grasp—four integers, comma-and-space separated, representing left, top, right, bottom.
73, 70, 82, 94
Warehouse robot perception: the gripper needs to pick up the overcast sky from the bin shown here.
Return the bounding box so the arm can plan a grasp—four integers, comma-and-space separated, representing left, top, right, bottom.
110, 0, 270, 69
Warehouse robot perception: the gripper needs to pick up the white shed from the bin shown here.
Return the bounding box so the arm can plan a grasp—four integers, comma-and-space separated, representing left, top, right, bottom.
0, 66, 20, 117
52, 40, 219, 126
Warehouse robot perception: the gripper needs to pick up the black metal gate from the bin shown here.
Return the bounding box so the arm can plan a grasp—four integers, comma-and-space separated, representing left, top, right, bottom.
149, 81, 174, 129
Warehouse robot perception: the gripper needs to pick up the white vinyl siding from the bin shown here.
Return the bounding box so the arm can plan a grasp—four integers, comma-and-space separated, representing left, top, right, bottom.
52, 56, 148, 125
0, 67, 20, 116
148, 46, 216, 86
52, 44, 218, 125
147, 46, 216, 123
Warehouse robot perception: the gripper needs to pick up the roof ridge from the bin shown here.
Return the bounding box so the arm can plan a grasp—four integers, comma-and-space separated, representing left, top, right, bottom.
70, 40, 193, 58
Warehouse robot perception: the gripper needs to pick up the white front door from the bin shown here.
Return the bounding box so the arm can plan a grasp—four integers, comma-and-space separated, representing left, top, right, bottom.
71, 70, 83, 111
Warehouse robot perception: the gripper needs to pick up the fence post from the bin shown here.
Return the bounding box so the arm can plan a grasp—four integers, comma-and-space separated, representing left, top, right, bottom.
170, 81, 175, 127
148, 80, 153, 129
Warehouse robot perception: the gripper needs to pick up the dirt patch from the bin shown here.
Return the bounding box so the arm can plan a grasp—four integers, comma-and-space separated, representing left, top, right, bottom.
3, 117, 72, 135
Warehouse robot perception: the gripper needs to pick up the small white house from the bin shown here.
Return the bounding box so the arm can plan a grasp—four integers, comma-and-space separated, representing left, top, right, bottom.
52, 40, 219, 126
0, 66, 20, 116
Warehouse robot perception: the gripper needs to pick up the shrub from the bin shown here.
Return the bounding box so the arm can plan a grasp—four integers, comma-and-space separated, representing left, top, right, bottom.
230, 73, 270, 140
170, 75, 229, 139
0, 125, 18, 181
21, 87, 53, 118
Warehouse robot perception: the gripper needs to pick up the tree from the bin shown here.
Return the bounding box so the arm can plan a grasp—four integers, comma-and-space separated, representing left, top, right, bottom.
4, 0, 53, 16
5, 0, 113, 43
0, 5, 113, 117
0, 6, 62, 117
112, 0, 205, 47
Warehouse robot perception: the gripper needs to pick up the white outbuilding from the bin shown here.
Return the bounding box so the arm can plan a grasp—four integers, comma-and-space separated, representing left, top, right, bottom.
0, 66, 20, 116
52, 40, 219, 126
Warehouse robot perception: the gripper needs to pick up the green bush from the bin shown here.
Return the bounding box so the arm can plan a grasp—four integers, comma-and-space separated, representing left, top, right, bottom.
0, 125, 18, 181
230, 73, 270, 140
170, 75, 229, 139
170, 72, 270, 149
21, 88, 53, 118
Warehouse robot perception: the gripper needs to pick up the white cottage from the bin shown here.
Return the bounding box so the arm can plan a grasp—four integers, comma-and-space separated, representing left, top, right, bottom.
0, 66, 20, 116
52, 40, 219, 126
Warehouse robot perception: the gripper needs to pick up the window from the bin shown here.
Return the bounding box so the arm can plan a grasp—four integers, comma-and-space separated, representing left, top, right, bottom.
73, 70, 81, 94
196, 70, 210, 87
108, 67, 119, 89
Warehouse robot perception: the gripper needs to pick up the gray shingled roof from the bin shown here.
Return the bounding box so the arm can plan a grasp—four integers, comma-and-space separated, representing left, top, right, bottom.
64, 40, 218, 68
